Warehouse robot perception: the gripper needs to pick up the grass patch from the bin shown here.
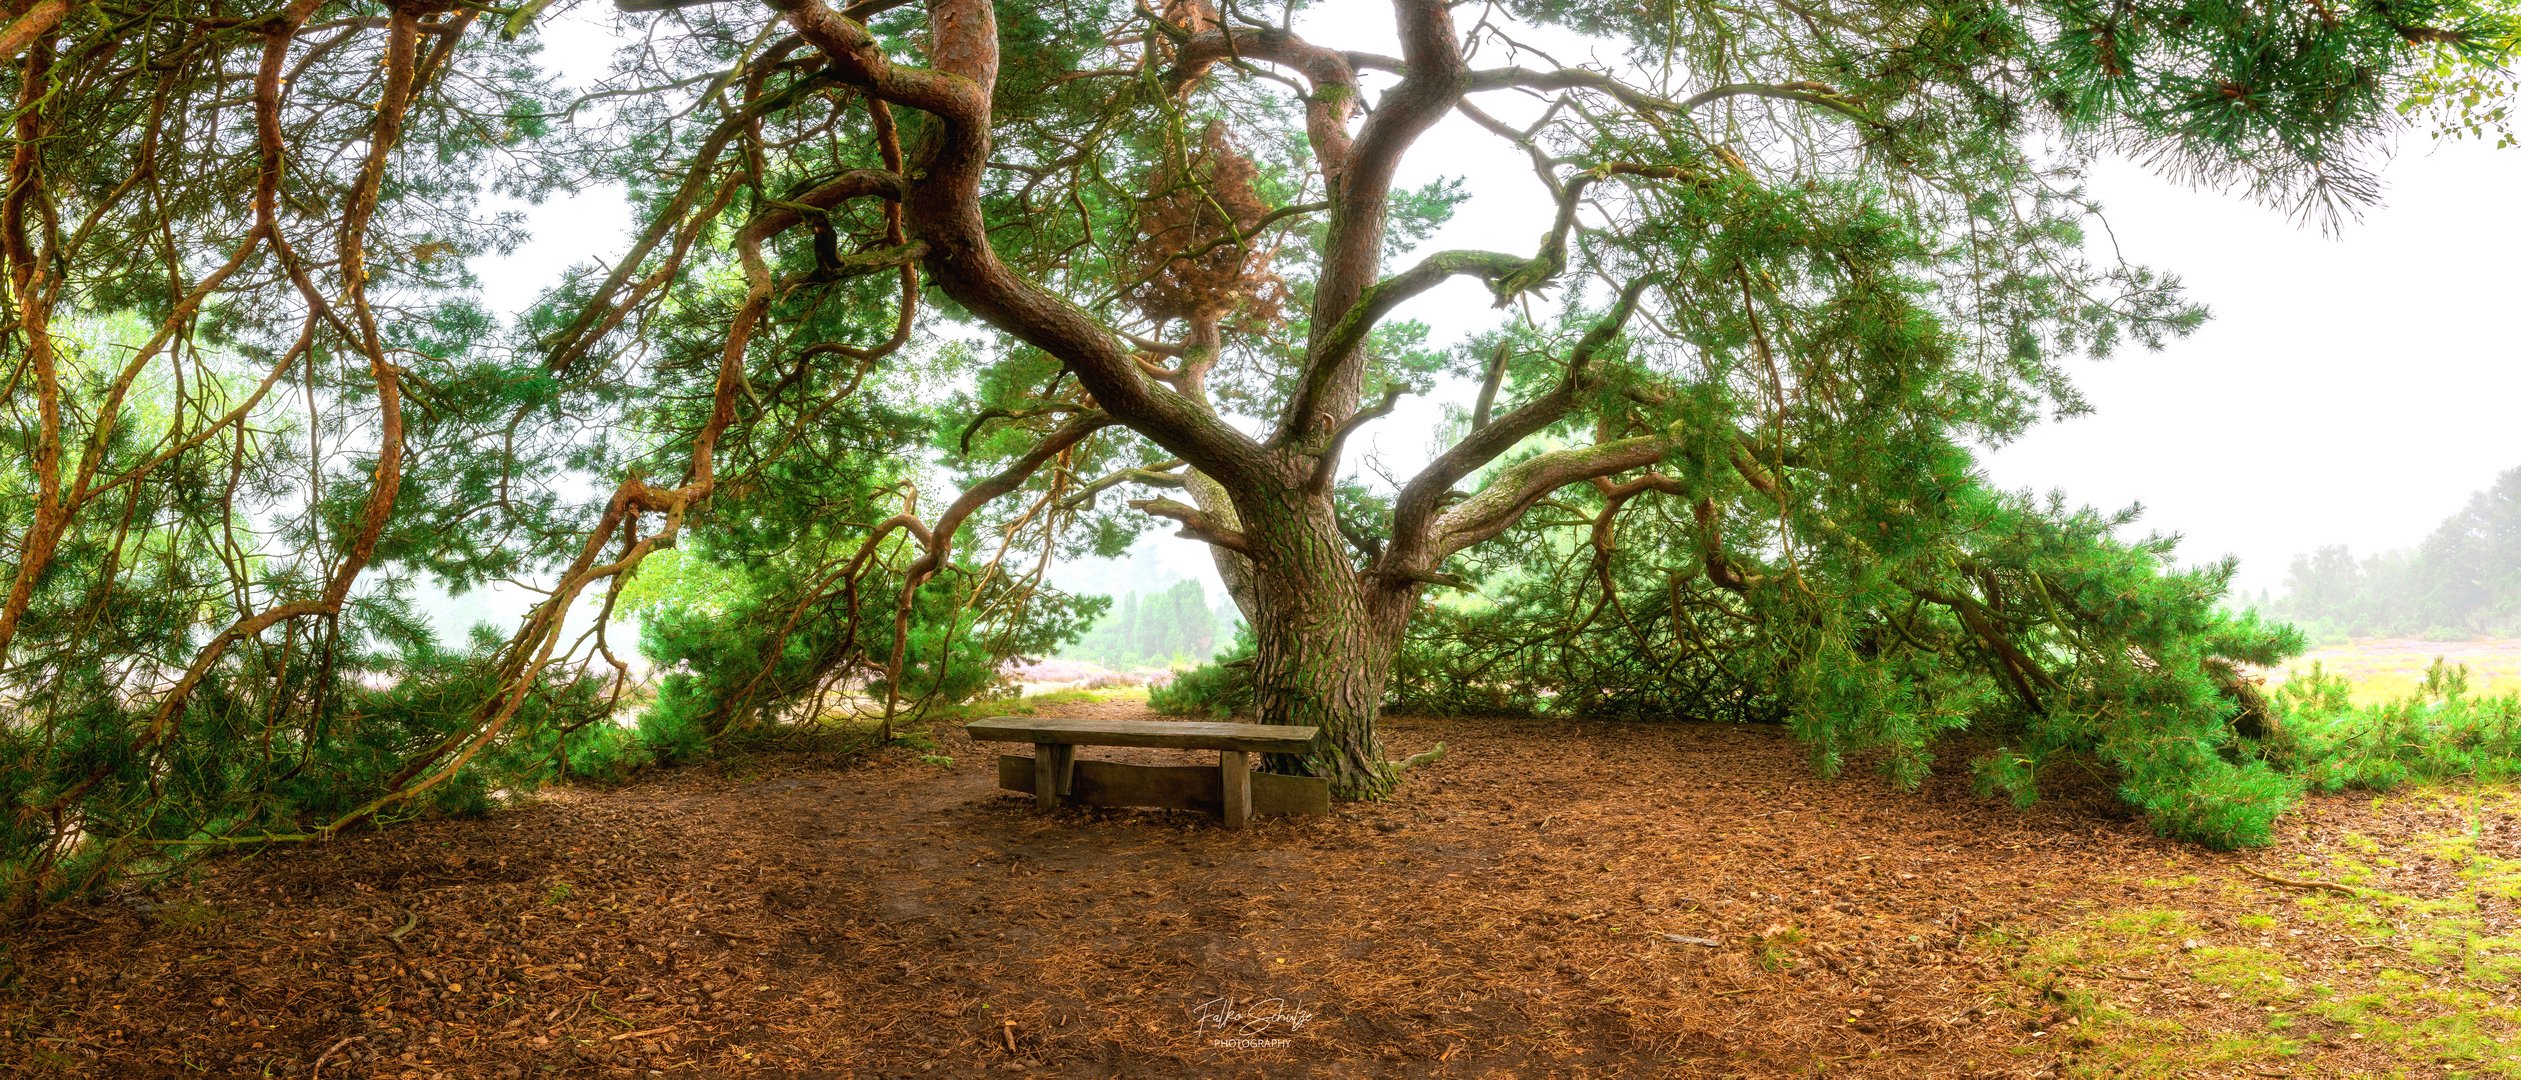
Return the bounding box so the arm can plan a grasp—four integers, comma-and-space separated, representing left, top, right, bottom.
2055, 1031, 2305, 1079
2303, 972, 2521, 1075
2190, 945, 2299, 1004
2065, 797, 2521, 1076
1971, 854, 2521, 1080
1985, 930, 2306, 1080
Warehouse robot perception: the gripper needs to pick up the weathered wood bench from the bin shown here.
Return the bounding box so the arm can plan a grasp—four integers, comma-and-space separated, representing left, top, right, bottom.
962, 717, 1328, 828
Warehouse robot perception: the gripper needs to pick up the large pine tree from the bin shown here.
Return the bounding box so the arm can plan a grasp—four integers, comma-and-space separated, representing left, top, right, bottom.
0, 0, 2512, 910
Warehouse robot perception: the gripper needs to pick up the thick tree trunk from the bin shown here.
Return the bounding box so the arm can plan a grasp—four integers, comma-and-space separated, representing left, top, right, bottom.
1236, 487, 1416, 799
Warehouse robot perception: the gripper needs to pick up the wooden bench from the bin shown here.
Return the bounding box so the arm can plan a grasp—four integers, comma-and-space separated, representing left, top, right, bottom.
962, 717, 1327, 828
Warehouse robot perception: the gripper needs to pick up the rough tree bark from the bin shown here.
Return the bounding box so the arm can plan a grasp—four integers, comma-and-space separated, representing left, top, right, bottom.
1232, 481, 1420, 796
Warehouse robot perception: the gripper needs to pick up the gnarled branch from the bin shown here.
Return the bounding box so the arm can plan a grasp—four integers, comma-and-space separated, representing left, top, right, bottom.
1130, 496, 1251, 554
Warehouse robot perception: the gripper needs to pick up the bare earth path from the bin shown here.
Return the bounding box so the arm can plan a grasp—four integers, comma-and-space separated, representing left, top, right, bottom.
6, 703, 2518, 1077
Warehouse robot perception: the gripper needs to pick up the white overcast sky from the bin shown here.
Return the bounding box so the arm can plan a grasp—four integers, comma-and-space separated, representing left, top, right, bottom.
477, 6, 2521, 612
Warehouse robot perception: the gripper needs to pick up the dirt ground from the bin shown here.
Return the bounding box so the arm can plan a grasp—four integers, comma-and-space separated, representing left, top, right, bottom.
6, 701, 2518, 1078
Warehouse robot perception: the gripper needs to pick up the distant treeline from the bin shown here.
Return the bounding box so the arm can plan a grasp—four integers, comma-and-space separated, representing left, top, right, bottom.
2273, 467, 2521, 640
1061, 579, 1240, 668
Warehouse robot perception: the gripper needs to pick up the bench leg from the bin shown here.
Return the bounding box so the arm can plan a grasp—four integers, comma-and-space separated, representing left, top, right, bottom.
1220, 750, 1251, 829
1034, 743, 1074, 810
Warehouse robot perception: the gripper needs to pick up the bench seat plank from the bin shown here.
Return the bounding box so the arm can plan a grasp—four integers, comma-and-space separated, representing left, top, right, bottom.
963, 716, 1317, 754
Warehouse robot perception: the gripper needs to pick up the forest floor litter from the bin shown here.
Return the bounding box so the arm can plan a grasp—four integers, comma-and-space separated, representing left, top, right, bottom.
7, 699, 2518, 1078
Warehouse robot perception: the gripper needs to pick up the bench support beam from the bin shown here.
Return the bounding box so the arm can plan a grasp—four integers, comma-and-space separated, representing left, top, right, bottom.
994, 756, 1331, 819
1220, 750, 1251, 829
1032, 742, 1074, 810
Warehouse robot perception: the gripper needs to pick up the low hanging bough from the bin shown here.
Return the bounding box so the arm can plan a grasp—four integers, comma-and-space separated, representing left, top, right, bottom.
0, 0, 2511, 919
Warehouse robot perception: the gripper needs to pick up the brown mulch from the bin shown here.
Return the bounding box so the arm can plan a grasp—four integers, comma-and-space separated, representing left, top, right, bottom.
0, 704, 2482, 1077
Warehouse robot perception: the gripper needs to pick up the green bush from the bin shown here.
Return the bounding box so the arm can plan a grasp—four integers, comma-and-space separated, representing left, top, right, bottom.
628, 540, 1099, 744
1150, 628, 1256, 720
0, 615, 622, 913
1392, 461, 2313, 848
2271, 659, 2521, 794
